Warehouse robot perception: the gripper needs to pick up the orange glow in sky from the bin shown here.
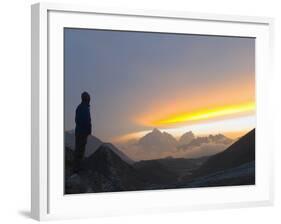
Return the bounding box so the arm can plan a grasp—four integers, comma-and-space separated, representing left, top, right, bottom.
113, 115, 255, 143
112, 101, 256, 143
150, 102, 255, 126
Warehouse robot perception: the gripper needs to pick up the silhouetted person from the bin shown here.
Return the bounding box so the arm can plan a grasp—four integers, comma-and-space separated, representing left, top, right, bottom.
74, 92, 92, 173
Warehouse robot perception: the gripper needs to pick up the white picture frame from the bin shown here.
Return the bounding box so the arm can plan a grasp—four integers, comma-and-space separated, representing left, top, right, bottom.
31, 2, 274, 221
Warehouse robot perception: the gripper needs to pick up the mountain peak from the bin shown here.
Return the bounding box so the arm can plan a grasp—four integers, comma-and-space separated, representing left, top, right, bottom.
94, 143, 114, 154
88, 144, 129, 167
208, 133, 232, 144
181, 131, 195, 137
152, 128, 161, 134
65, 131, 103, 157
78, 144, 144, 193
138, 128, 178, 151
94, 143, 134, 165
179, 131, 195, 145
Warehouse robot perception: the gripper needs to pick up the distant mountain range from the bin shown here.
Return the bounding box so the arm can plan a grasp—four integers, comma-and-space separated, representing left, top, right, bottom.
66, 129, 234, 161
139, 128, 233, 150
178, 131, 195, 145
65, 129, 255, 194
138, 128, 232, 149
138, 128, 178, 151
177, 133, 233, 150
121, 128, 234, 160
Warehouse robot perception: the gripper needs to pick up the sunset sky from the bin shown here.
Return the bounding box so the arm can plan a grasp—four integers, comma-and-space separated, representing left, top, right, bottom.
64, 28, 255, 143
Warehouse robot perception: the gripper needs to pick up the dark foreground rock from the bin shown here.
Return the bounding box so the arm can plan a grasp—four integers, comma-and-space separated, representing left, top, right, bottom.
65, 129, 255, 194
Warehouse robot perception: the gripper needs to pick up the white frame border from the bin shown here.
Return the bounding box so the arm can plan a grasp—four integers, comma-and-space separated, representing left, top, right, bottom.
31, 2, 274, 221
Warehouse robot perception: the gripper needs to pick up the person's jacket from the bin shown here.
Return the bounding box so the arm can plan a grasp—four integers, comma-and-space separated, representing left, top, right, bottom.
75, 102, 92, 135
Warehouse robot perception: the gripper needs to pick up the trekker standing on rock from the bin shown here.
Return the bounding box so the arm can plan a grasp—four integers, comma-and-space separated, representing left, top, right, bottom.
74, 91, 92, 173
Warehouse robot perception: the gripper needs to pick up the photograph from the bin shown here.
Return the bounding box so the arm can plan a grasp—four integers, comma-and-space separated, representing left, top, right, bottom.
64, 28, 256, 194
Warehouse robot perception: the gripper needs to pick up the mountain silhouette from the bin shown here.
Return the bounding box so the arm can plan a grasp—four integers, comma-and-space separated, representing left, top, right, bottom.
65, 131, 134, 164
178, 131, 195, 145
65, 143, 145, 194
135, 128, 232, 159
99, 143, 134, 165
178, 133, 232, 150
84, 144, 145, 191
177, 129, 256, 187
65, 131, 102, 157
138, 128, 178, 151
208, 134, 233, 144
65, 129, 255, 194
196, 129, 255, 175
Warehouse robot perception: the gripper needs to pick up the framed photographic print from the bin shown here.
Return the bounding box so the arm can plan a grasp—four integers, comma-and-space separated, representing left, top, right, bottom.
31, 2, 274, 221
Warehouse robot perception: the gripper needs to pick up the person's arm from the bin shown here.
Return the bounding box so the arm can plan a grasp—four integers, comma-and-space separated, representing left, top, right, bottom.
86, 106, 92, 135
75, 107, 78, 125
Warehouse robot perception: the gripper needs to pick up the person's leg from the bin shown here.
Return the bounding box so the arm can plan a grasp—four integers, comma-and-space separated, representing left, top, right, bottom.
79, 134, 87, 163
74, 134, 82, 172
74, 133, 88, 173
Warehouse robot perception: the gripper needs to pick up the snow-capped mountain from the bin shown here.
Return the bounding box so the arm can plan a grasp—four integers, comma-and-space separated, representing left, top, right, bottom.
178, 131, 195, 145
138, 128, 178, 151
178, 133, 233, 150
